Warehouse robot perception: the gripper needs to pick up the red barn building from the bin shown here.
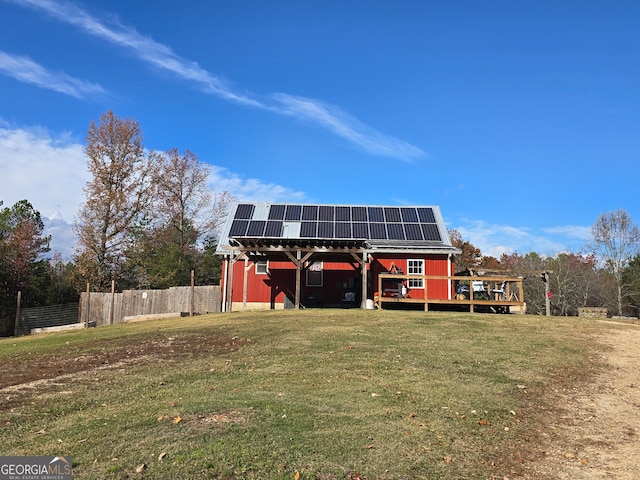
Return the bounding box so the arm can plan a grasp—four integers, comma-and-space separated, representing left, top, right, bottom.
216, 202, 461, 311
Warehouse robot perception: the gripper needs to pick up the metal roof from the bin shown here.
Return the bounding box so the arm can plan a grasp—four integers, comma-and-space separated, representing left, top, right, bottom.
216, 202, 460, 255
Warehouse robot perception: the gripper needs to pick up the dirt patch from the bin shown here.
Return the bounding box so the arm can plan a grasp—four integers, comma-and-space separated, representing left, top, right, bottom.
0, 333, 245, 392
514, 326, 640, 479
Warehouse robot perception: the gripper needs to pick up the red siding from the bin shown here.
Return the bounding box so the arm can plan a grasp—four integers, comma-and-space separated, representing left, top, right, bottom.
224, 253, 452, 307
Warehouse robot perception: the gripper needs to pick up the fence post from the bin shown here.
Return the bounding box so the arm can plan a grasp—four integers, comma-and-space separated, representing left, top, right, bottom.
14, 291, 21, 337
86, 282, 90, 328
190, 270, 195, 317
110, 279, 115, 325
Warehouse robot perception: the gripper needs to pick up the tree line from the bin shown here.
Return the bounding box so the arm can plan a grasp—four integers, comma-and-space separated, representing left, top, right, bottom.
1, 110, 639, 334
449, 209, 640, 317
1, 110, 232, 335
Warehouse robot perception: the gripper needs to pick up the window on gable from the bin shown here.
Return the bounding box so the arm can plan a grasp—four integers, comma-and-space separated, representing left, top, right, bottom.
407, 259, 424, 289
256, 260, 268, 275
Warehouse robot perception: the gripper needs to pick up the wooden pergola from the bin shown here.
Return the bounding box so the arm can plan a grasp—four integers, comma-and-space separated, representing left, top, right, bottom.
222, 238, 370, 312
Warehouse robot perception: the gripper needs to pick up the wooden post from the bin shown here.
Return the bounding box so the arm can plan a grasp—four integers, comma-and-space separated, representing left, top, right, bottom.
295, 250, 301, 310
360, 252, 368, 309
14, 291, 21, 337
110, 279, 116, 325
190, 270, 195, 317
226, 251, 235, 313
243, 258, 249, 311
85, 282, 90, 328
544, 272, 551, 316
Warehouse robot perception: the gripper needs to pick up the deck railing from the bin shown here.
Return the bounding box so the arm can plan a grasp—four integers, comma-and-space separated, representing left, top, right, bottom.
376, 274, 525, 313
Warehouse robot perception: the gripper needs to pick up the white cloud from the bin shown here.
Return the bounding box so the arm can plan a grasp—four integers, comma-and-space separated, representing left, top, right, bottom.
1, 124, 305, 259
455, 219, 571, 258
10, 0, 424, 162
543, 225, 591, 240
209, 166, 306, 204
0, 49, 106, 99
0, 125, 89, 221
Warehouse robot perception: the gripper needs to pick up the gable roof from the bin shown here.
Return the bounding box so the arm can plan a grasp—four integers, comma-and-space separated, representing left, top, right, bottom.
216, 202, 460, 255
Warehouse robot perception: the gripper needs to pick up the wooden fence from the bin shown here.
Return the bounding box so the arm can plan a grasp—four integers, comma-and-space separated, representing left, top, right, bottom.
16, 303, 79, 336
79, 285, 222, 326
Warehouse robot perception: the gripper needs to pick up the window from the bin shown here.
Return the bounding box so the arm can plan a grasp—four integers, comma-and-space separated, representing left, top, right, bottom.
255, 260, 268, 275
306, 261, 323, 287
407, 259, 424, 288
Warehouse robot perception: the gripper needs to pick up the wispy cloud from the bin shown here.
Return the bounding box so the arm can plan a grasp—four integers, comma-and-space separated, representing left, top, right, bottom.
0, 49, 105, 99
543, 225, 591, 240
9, 0, 425, 161
271, 94, 425, 161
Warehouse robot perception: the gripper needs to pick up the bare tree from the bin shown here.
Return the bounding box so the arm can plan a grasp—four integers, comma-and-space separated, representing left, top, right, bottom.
74, 110, 152, 290
151, 148, 232, 250
587, 209, 640, 315
124, 148, 234, 288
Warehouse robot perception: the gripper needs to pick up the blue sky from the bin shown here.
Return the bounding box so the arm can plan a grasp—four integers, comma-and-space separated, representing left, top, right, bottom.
1, 0, 639, 260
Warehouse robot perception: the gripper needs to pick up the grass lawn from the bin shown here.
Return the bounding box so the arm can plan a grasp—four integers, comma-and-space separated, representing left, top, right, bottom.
0, 309, 610, 479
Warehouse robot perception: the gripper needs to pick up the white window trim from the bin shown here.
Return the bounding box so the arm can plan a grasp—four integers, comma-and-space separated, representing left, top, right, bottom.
407, 259, 424, 289
255, 260, 268, 275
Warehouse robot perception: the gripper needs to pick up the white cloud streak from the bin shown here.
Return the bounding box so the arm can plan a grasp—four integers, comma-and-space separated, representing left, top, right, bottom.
8, 0, 425, 161
0, 49, 105, 98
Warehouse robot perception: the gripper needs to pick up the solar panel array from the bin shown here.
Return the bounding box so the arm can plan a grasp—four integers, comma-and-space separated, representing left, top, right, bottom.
228, 204, 442, 242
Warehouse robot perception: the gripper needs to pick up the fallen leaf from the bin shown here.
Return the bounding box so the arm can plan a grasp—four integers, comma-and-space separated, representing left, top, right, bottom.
565, 452, 575, 459
35, 428, 47, 435
171, 401, 180, 407
294, 472, 300, 480
580, 458, 588, 464
158, 452, 167, 462
478, 419, 491, 426
157, 415, 164, 422
135, 464, 146, 473
174, 416, 182, 424
443, 455, 454, 463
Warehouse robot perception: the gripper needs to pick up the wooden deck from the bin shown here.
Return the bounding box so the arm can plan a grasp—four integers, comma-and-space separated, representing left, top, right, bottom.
376, 274, 526, 313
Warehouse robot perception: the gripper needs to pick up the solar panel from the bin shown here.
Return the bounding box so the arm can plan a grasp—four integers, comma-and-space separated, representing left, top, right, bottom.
335, 222, 351, 238
319, 205, 334, 222
422, 223, 441, 241
335, 206, 351, 222
387, 223, 405, 240
234, 204, 255, 220
405, 223, 424, 241
300, 221, 317, 237
368, 207, 384, 222
352, 206, 368, 222
302, 205, 318, 221
229, 219, 249, 236
246, 220, 266, 236
352, 222, 369, 238
318, 221, 334, 238
227, 203, 445, 245
285, 205, 302, 221
401, 207, 419, 223
268, 204, 286, 220
384, 207, 402, 223
265, 220, 283, 237
369, 223, 387, 239
417, 207, 436, 223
